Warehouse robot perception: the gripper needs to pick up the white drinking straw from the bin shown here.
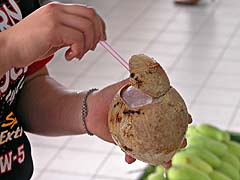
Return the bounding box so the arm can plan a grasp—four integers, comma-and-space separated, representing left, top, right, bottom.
100, 41, 130, 71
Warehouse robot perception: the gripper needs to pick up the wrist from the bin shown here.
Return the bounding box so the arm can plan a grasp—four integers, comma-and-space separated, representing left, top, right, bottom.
84, 89, 103, 135
80, 88, 98, 135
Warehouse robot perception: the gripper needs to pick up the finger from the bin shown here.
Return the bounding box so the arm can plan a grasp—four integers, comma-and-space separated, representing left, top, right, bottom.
180, 138, 187, 148
162, 160, 172, 169
59, 14, 95, 53
66, 41, 85, 60
102, 132, 115, 144
56, 25, 85, 60
87, 7, 101, 46
125, 154, 136, 164
91, 15, 106, 51
90, 15, 103, 50
62, 5, 101, 47
188, 114, 193, 124
98, 15, 107, 41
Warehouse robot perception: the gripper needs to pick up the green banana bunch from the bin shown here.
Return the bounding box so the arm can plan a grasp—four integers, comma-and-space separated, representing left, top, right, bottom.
226, 141, 240, 158
220, 152, 240, 168
147, 172, 166, 180
155, 165, 164, 174
215, 161, 240, 180
187, 134, 228, 156
168, 165, 211, 180
185, 145, 221, 168
142, 123, 240, 180
186, 125, 198, 138
209, 170, 231, 180
172, 151, 213, 174
195, 124, 230, 142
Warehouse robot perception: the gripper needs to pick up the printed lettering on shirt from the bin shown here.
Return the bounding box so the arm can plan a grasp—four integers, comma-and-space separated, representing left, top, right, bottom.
0, 150, 12, 174
0, 67, 27, 104
0, 0, 22, 31
0, 144, 25, 174
0, 112, 23, 146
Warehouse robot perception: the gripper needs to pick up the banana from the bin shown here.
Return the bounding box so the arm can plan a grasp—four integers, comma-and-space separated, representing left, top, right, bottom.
195, 124, 230, 142
155, 165, 164, 174
147, 172, 166, 180
209, 170, 231, 180
216, 161, 240, 180
225, 141, 240, 158
220, 152, 240, 168
168, 165, 211, 180
172, 151, 213, 174
187, 134, 228, 157
185, 145, 221, 168
223, 131, 231, 142
186, 125, 198, 138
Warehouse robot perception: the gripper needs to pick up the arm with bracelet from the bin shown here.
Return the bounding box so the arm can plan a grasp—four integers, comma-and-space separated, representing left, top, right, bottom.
16, 66, 135, 163
0, 1, 135, 179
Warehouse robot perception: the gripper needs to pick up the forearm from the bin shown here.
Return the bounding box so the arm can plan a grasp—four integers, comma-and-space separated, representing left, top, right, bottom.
0, 31, 13, 77
16, 74, 98, 136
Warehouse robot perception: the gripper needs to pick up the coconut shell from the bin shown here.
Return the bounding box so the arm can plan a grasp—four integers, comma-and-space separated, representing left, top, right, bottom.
108, 84, 189, 165
129, 54, 170, 98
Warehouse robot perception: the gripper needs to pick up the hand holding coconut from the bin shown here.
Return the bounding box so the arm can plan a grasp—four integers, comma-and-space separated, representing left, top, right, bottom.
108, 54, 191, 165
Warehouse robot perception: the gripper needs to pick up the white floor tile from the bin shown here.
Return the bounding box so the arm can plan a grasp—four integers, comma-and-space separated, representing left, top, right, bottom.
223, 47, 240, 61
228, 107, 240, 131
173, 56, 216, 73
214, 61, 240, 75
182, 45, 223, 60
31, 146, 59, 170
27, 133, 69, 148
37, 171, 91, 180
172, 83, 200, 106
205, 73, 240, 90
194, 87, 240, 107
96, 154, 147, 180
65, 135, 114, 153
169, 70, 207, 86
47, 148, 108, 175
189, 104, 235, 130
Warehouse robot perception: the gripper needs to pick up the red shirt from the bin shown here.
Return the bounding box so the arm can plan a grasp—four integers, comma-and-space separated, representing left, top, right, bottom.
27, 55, 54, 76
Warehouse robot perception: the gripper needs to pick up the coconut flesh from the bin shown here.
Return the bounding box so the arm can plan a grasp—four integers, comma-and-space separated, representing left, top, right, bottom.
108, 54, 189, 165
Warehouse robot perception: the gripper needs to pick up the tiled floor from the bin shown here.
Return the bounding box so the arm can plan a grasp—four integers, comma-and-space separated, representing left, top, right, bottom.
29, 0, 240, 179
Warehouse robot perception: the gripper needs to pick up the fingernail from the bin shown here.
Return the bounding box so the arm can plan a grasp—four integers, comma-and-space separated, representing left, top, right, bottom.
69, 51, 74, 58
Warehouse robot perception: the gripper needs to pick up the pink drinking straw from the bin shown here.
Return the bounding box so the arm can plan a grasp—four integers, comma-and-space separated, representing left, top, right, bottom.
100, 41, 130, 71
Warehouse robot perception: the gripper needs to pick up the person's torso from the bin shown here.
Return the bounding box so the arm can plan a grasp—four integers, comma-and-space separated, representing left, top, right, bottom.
0, 0, 40, 179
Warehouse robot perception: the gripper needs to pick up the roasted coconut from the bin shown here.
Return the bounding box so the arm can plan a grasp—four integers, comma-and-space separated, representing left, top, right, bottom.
108, 54, 189, 165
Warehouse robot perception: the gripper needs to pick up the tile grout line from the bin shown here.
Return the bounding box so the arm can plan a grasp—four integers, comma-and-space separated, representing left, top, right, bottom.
33, 137, 72, 179
90, 146, 116, 180
227, 95, 240, 129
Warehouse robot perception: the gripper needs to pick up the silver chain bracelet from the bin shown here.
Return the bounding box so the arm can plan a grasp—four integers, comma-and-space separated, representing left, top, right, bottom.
81, 88, 98, 136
